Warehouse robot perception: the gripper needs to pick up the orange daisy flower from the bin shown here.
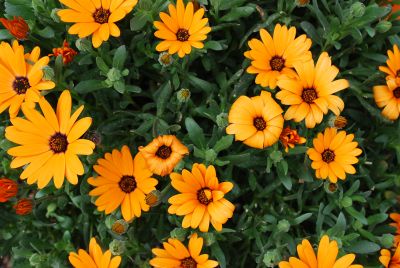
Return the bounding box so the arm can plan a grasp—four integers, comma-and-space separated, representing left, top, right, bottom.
244, 24, 312, 89
380, 243, 400, 268
0, 178, 18, 202
279, 126, 306, 152
154, 0, 212, 58
373, 78, 400, 120
150, 233, 218, 268
0, 16, 29, 40
14, 198, 33, 215
139, 135, 189, 176
379, 44, 400, 84
168, 163, 235, 232
49, 40, 78, 64
390, 213, 400, 246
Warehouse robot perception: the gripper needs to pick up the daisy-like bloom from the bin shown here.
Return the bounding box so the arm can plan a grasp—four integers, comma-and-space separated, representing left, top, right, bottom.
276, 52, 349, 128
279, 126, 306, 152
14, 198, 33, 215
244, 24, 312, 89
0, 40, 55, 118
154, 0, 212, 58
49, 40, 78, 64
5, 90, 95, 189
88, 146, 158, 221
373, 79, 400, 120
226, 91, 284, 149
279, 235, 363, 268
0, 16, 29, 40
390, 213, 400, 246
139, 135, 189, 176
380, 243, 400, 268
69, 237, 121, 268
168, 163, 235, 232
307, 128, 362, 183
0, 178, 18, 202
379, 44, 400, 84
150, 233, 218, 268
57, 0, 138, 48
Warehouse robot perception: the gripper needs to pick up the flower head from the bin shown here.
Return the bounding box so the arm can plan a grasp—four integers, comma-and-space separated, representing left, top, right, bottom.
276, 52, 349, 128
390, 213, 400, 246
139, 135, 189, 176
57, 0, 138, 48
373, 78, 400, 120
380, 243, 400, 268
88, 146, 158, 221
244, 24, 312, 89
329, 115, 348, 129
145, 190, 162, 207
0, 16, 29, 40
111, 219, 129, 235
226, 91, 284, 149
69, 237, 121, 268
168, 163, 235, 232
0, 40, 55, 118
279, 235, 362, 268
307, 128, 362, 183
49, 40, 78, 64
158, 52, 174, 67
14, 198, 33, 215
0, 178, 18, 202
379, 44, 400, 84
279, 126, 306, 152
150, 233, 218, 268
5, 90, 95, 189
154, 0, 212, 58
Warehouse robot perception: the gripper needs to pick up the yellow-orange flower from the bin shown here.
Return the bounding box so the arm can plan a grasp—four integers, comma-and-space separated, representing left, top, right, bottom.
14, 198, 33, 215
154, 0, 211, 58
226, 91, 284, 149
373, 78, 400, 120
139, 135, 189, 176
0, 178, 18, 202
391, 213, 400, 246
379, 44, 400, 84
279, 235, 363, 268
150, 233, 218, 268
168, 163, 234, 232
380, 243, 400, 268
0, 40, 55, 118
69, 237, 121, 268
57, 0, 138, 48
276, 52, 349, 128
244, 24, 312, 89
49, 40, 78, 64
5, 90, 95, 189
0, 16, 29, 40
88, 146, 158, 221
279, 126, 306, 152
307, 128, 362, 183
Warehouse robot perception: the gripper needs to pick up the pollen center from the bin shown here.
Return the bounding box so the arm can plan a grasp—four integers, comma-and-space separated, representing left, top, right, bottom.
156, 145, 172, 159
393, 88, 400, 99
181, 257, 197, 268
93, 7, 111, 24
119, 175, 137, 193
301, 88, 318, 103
322, 149, 335, 163
49, 133, 68, 153
197, 188, 212, 205
253, 117, 266, 131
270, 56, 285, 71
176, 28, 190, 42
13, 76, 30, 94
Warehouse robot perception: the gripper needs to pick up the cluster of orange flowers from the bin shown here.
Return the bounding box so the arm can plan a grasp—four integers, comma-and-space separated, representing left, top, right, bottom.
0, 178, 33, 215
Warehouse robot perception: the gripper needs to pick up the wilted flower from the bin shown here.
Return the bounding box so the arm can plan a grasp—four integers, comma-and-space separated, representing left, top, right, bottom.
0, 16, 29, 40
279, 127, 306, 152
14, 198, 33, 215
49, 40, 78, 64
158, 52, 174, 67
0, 178, 18, 202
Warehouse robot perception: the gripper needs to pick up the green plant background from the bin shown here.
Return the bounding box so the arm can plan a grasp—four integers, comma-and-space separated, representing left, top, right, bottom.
0, 0, 400, 267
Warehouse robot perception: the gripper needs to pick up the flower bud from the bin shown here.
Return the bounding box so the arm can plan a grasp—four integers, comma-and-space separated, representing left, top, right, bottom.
145, 190, 162, 207
177, 88, 191, 103
376, 21, 392, 33
158, 52, 174, 67
109, 239, 126, 255
216, 113, 228, 128
350, 2, 366, 18
111, 219, 129, 235
277, 219, 290, 233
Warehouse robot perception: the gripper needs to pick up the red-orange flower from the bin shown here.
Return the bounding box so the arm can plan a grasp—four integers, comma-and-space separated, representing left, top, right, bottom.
0, 178, 18, 202
0, 16, 29, 40
279, 126, 306, 152
14, 198, 33, 215
390, 213, 400, 246
49, 40, 78, 64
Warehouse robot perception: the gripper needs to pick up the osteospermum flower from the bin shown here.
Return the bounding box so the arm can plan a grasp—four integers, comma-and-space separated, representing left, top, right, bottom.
380, 243, 400, 268
5, 90, 95, 189
150, 233, 218, 268
154, 0, 212, 58
69, 237, 121, 268
307, 128, 362, 183
168, 163, 234, 232
276, 52, 349, 128
57, 0, 138, 48
0, 178, 18, 202
226, 91, 284, 149
14, 198, 33, 215
279, 126, 306, 152
244, 24, 312, 89
379, 44, 400, 84
373, 79, 400, 120
0, 40, 55, 118
88, 146, 158, 221
390, 213, 400, 246
49, 40, 78, 64
139, 135, 189, 176
0, 16, 29, 40
279, 235, 362, 268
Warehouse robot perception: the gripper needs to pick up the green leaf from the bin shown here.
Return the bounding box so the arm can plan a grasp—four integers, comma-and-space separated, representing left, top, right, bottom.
220, 6, 256, 22
185, 117, 206, 149
213, 135, 233, 153
349, 240, 380, 254
293, 213, 313, 225
74, 80, 107, 94
211, 242, 226, 268
344, 207, 368, 225
113, 45, 127, 69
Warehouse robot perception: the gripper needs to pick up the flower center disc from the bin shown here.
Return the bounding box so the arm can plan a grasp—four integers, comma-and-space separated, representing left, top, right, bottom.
119, 175, 137, 193
301, 88, 318, 104
13, 76, 30, 94
49, 133, 68, 153
270, 56, 285, 71
253, 117, 266, 131
322, 149, 335, 163
181, 257, 197, 268
176, 28, 190, 41
93, 8, 111, 24
393, 88, 400, 99
156, 145, 172, 159
197, 188, 212, 205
